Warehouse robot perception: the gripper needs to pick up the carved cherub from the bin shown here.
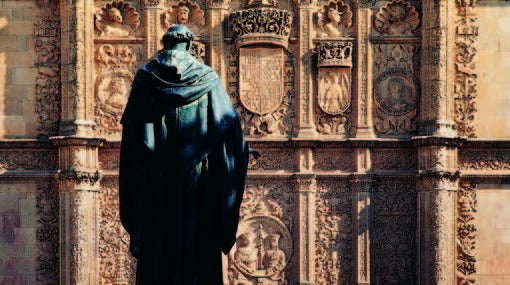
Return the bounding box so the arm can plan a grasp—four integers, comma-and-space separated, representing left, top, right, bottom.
374, 0, 419, 36
317, 1, 352, 38
163, 1, 205, 34
95, 1, 140, 37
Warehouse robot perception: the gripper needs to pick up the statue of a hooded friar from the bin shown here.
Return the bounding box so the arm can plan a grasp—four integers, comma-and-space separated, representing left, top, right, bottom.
119, 25, 250, 285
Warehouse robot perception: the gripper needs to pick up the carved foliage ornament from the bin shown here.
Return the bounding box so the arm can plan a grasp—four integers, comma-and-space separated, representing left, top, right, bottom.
95, 1, 141, 37
374, 0, 420, 37
36, 180, 59, 284
162, 1, 205, 35
230, 9, 293, 49
317, 1, 353, 38
315, 41, 353, 68
457, 182, 476, 285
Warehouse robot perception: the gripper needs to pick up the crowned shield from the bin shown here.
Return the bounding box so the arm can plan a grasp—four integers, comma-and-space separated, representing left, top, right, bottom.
239, 48, 285, 115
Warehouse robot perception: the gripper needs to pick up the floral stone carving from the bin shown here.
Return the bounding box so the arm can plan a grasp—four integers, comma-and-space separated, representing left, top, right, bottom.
95, 1, 141, 37
162, 1, 205, 35
374, 68, 420, 135
374, 0, 420, 37
317, 1, 353, 38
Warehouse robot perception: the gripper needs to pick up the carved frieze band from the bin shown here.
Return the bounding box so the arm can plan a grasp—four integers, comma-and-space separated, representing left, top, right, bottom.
457, 182, 477, 285
0, 150, 57, 171
34, 14, 61, 138
454, 0, 478, 137
372, 149, 416, 171
459, 149, 510, 170
36, 180, 59, 285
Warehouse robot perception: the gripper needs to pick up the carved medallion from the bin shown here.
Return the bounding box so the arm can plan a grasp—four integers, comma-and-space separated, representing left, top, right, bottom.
229, 215, 292, 285
239, 48, 284, 115
374, 0, 420, 37
317, 1, 353, 38
374, 69, 418, 116
318, 68, 351, 115
162, 0, 205, 35
95, 1, 141, 37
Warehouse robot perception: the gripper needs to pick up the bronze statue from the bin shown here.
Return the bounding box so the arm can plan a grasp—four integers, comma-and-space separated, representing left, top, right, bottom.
119, 25, 249, 285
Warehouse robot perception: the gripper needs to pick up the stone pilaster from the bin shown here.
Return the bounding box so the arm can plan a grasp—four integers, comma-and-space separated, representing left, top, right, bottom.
206, 0, 229, 87
352, 148, 373, 285
416, 145, 458, 285
52, 137, 103, 285
419, 0, 457, 137
60, 0, 96, 136
292, 173, 316, 285
294, 0, 317, 138
140, 0, 164, 59
355, 7, 374, 138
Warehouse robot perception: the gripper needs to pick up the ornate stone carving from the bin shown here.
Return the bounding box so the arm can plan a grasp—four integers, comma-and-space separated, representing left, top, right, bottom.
35, 0, 60, 10
374, 44, 418, 75
99, 149, 120, 171
318, 68, 351, 115
94, 44, 138, 137
35, 16, 61, 138
95, 1, 141, 37
459, 150, 510, 170
454, 0, 478, 138
240, 48, 284, 115
248, 149, 294, 171
374, 68, 420, 135
313, 149, 353, 171
0, 151, 57, 171
372, 181, 416, 284
316, 1, 353, 38
162, 0, 206, 35
228, 47, 294, 137
315, 181, 352, 285
372, 149, 416, 171
99, 178, 136, 285
374, 0, 420, 37
457, 182, 476, 285
315, 41, 353, 68
139, 0, 160, 8
229, 184, 294, 285
230, 9, 293, 49
36, 180, 59, 285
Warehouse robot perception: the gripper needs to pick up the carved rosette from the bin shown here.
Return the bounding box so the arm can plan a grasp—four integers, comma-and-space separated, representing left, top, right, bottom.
229, 184, 294, 285
316, 1, 353, 38
95, 1, 141, 38
457, 182, 477, 285
314, 41, 353, 135
94, 44, 139, 137
315, 181, 352, 285
454, 0, 478, 137
374, 0, 420, 37
373, 68, 419, 135
230, 8, 293, 49
35, 16, 61, 138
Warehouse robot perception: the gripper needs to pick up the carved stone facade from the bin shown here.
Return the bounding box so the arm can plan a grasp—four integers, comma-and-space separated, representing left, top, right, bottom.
2, 0, 510, 284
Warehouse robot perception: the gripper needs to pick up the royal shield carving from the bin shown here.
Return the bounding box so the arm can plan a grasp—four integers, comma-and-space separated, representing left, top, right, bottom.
318, 68, 351, 115
239, 48, 285, 115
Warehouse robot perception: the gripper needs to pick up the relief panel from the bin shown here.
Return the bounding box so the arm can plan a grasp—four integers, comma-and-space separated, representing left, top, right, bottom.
371, 180, 416, 284
161, 0, 206, 36
373, 0, 420, 37
315, 180, 352, 285
228, 182, 294, 285
316, 1, 353, 38
95, 1, 141, 38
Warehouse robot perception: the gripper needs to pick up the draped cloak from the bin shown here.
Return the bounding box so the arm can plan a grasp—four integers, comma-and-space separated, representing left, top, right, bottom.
119, 50, 248, 285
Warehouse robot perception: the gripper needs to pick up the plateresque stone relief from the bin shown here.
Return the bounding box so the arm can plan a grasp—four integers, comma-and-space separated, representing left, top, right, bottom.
374, 0, 420, 37
162, 0, 206, 35
95, 1, 141, 37
316, 1, 353, 38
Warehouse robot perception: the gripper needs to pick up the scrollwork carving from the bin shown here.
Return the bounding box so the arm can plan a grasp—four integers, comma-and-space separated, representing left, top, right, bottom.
459, 150, 510, 170
316, 1, 352, 38
95, 1, 141, 37
0, 151, 57, 171
374, 0, 420, 37
457, 182, 476, 285
315, 41, 353, 68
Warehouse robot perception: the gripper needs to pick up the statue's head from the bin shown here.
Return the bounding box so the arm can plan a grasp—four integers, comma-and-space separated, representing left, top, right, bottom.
162, 24, 194, 51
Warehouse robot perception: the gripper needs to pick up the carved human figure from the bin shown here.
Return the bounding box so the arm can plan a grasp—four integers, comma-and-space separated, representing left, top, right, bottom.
176, 5, 190, 24
262, 234, 286, 281
104, 77, 128, 116
322, 8, 343, 37
234, 233, 258, 274
383, 77, 412, 114
374, 1, 419, 37
386, 6, 412, 36
321, 71, 349, 114
317, 2, 352, 38
104, 8, 129, 37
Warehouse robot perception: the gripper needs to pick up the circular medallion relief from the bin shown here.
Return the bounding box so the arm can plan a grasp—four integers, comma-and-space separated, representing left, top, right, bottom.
374, 68, 419, 116
229, 215, 292, 279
